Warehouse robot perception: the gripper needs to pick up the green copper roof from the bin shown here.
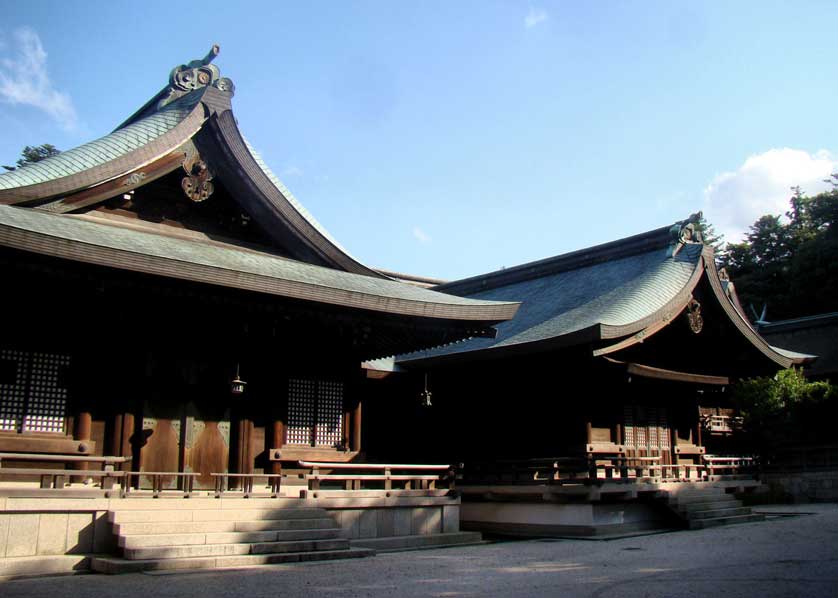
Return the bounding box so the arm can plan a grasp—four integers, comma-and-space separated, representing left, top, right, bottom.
401, 242, 703, 360
0, 205, 518, 320
0, 93, 202, 191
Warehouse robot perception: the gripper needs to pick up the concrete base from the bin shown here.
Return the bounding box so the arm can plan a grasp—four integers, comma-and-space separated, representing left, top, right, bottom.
351, 531, 483, 552
0, 493, 461, 575
0, 554, 91, 579
461, 501, 671, 538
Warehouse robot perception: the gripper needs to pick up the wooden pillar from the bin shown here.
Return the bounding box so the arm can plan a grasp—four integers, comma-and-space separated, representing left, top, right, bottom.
695, 416, 703, 448
350, 400, 362, 453
111, 414, 123, 456
73, 411, 92, 480
585, 419, 592, 444
271, 419, 285, 475
614, 423, 622, 445
237, 418, 254, 476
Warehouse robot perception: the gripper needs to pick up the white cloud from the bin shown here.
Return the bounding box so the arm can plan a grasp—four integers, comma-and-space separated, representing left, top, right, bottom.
524, 8, 548, 29
703, 148, 837, 244
0, 28, 77, 130
412, 226, 431, 244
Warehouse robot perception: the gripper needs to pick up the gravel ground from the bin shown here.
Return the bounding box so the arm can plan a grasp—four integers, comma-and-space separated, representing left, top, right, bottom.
3, 503, 837, 598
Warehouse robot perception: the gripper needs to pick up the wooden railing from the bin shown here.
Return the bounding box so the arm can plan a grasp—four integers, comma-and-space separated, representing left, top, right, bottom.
0, 452, 131, 491
702, 455, 756, 477
460, 452, 761, 486
298, 461, 455, 495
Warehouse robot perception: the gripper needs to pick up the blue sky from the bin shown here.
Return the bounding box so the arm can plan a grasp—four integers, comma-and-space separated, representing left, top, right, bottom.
1, 2, 836, 280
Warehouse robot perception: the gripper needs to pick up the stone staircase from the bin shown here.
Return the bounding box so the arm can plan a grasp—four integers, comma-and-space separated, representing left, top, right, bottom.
91, 506, 374, 574
664, 486, 765, 530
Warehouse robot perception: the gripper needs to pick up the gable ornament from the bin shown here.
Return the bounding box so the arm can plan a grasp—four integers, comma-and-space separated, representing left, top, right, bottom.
686, 298, 703, 334
158, 44, 236, 110
181, 150, 214, 203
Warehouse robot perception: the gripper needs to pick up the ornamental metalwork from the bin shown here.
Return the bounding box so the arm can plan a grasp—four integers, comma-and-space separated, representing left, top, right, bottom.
124, 172, 146, 186
181, 151, 214, 203
157, 45, 235, 110
669, 212, 704, 257
686, 298, 703, 334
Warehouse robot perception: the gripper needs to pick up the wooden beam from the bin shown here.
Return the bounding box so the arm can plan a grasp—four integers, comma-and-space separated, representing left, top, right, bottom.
603, 358, 729, 385
34, 150, 186, 214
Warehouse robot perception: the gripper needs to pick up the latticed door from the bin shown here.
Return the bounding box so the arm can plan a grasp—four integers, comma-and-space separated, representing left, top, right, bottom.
623, 405, 671, 461
0, 349, 70, 434
287, 379, 344, 447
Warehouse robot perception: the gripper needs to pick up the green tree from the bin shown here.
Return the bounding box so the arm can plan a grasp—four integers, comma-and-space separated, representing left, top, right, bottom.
2, 144, 61, 171
732, 368, 837, 453
694, 213, 725, 254
721, 180, 838, 320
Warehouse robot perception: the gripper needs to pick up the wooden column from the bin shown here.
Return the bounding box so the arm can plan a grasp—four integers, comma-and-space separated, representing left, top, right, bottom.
350, 400, 362, 453
73, 411, 92, 479
585, 419, 592, 444
237, 418, 254, 476
695, 417, 703, 448
271, 419, 285, 475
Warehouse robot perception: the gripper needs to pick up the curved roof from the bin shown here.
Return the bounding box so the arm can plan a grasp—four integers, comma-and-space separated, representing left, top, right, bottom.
0, 204, 519, 322
0, 92, 204, 200
400, 218, 812, 369
0, 49, 381, 276
401, 241, 703, 361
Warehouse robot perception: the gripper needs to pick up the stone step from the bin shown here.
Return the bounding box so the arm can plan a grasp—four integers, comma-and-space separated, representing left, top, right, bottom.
683, 507, 752, 520
688, 513, 765, 529
120, 527, 343, 549
668, 487, 728, 498
676, 501, 743, 515
115, 517, 337, 536
123, 538, 349, 560
92, 547, 375, 575
670, 493, 737, 506
109, 507, 329, 524
352, 531, 483, 552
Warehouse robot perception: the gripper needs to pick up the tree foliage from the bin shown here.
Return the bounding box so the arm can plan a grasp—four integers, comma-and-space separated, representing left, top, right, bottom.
719, 177, 838, 320
2, 144, 61, 171
732, 368, 838, 452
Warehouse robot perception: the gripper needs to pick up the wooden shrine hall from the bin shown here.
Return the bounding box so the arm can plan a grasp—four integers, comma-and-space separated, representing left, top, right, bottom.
367, 215, 815, 537
0, 46, 519, 574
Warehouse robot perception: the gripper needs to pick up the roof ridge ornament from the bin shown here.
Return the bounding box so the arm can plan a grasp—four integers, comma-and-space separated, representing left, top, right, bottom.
157, 44, 235, 110
669, 211, 704, 258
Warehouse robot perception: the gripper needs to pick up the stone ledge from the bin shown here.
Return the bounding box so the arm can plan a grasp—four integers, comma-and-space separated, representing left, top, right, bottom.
0, 554, 91, 579
351, 532, 483, 552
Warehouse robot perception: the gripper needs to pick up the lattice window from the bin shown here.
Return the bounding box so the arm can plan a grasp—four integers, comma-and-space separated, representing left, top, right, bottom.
623, 405, 669, 450
287, 379, 344, 447
0, 349, 70, 434
287, 379, 317, 445
315, 381, 343, 447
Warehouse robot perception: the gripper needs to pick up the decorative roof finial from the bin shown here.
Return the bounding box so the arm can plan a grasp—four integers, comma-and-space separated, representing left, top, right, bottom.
157, 44, 234, 110
669, 211, 704, 257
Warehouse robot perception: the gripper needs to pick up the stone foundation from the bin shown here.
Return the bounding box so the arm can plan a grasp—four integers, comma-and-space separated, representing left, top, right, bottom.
460, 501, 670, 537
761, 470, 838, 503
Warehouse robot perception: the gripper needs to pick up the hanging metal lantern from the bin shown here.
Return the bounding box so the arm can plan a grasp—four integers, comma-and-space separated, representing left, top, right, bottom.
230, 363, 247, 395
419, 373, 432, 407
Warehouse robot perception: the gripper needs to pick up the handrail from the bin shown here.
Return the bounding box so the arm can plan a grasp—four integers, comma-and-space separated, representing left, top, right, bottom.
0, 452, 131, 468
297, 461, 450, 470
298, 461, 455, 494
